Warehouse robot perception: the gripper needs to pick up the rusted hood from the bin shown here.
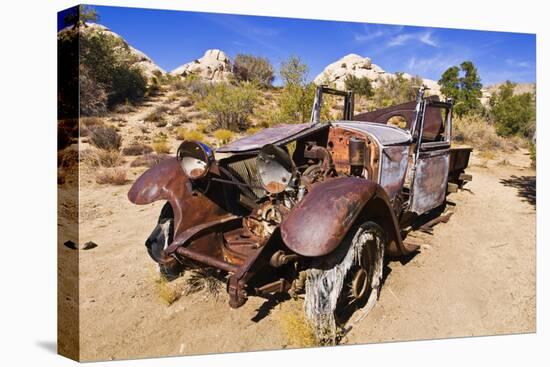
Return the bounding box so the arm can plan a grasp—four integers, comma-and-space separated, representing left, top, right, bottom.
280, 177, 379, 257
216, 123, 314, 153
333, 121, 412, 146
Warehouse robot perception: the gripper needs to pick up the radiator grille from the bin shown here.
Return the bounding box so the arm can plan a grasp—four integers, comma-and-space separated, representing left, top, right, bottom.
226, 158, 265, 199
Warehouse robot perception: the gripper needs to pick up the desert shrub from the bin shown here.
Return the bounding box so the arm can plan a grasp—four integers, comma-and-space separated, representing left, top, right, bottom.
152, 134, 170, 154
155, 120, 168, 128
344, 75, 373, 98
183, 74, 211, 99
213, 129, 235, 145
113, 100, 137, 114
199, 82, 258, 131
58, 149, 79, 168
88, 126, 122, 150
489, 81, 535, 137
179, 98, 193, 108
95, 168, 127, 185
82, 149, 124, 167
79, 64, 108, 116
172, 114, 189, 126
130, 153, 169, 167
95, 149, 124, 167
184, 269, 224, 298
144, 105, 169, 122
233, 54, 275, 88
78, 28, 147, 111
373, 73, 424, 108
452, 114, 510, 151
176, 128, 205, 141
122, 143, 153, 156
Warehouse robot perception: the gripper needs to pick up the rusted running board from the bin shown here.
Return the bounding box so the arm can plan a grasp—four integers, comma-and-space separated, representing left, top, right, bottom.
419, 211, 454, 233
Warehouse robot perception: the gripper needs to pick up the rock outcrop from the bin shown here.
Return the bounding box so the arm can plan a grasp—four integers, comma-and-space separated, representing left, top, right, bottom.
314, 53, 441, 96
58, 23, 165, 79
170, 49, 232, 82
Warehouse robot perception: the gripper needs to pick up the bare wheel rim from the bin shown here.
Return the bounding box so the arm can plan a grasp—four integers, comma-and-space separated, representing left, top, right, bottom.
334, 223, 383, 326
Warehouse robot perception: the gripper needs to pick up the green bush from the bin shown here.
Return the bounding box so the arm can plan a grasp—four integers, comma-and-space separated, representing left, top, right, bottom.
438, 61, 483, 116
233, 54, 275, 88
199, 82, 258, 131
344, 75, 373, 98
63, 27, 148, 114
372, 73, 423, 108
88, 126, 122, 150
489, 81, 535, 137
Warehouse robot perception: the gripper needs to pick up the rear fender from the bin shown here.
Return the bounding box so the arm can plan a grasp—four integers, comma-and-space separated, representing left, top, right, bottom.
280, 177, 416, 257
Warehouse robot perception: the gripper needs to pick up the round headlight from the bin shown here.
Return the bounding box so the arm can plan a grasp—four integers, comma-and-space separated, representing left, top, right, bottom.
177, 140, 214, 180
257, 144, 295, 194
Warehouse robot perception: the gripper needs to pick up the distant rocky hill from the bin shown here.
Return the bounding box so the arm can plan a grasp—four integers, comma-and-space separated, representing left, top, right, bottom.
314, 54, 441, 95
170, 49, 233, 82
58, 23, 165, 79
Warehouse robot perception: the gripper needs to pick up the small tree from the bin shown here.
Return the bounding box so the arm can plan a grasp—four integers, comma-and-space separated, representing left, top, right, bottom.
438, 61, 482, 116
63, 5, 98, 29
233, 54, 275, 88
373, 73, 423, 108
344, 75, 373, 98
200, 82, 258, 131
489, 81, 535, 137
280, 56, 308, 87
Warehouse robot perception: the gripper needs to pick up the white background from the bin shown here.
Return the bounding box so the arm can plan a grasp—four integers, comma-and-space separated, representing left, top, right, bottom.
0, 0, 547, 365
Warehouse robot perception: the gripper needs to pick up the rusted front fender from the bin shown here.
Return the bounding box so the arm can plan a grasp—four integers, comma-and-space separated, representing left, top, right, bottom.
280, 177, 417, 257
128, 157, 229, 234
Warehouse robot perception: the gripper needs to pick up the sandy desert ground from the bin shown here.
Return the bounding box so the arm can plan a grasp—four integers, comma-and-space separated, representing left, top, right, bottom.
57, 93, 536, 360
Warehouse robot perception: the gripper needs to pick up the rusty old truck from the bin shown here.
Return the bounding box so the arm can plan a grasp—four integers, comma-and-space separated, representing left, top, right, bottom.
128, 86, 472, 328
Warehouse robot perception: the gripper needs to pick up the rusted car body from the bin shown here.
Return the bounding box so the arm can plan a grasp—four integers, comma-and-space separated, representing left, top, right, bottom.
128, 86, 471, 327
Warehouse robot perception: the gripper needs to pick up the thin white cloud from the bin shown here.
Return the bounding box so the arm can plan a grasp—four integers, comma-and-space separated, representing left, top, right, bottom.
406, 54, 463, 76
388, 30, 439, 47
506, 58, 530, 68
354, 30, 384, 42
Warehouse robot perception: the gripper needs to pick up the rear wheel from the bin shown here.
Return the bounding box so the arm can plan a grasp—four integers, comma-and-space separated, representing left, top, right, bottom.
305, 221, 386, 338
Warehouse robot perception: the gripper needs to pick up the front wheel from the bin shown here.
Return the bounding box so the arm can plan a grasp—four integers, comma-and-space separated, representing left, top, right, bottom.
305, 221, 386, 339
145, 202, 184, 281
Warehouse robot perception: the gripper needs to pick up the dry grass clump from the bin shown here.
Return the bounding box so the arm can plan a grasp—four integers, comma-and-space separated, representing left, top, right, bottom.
279, 306, 320, 348
172, 114, 189, 126
144, 105, 169, 122
58, 149, 79, 168
80, 116, 104, 129
122, 143, 154, 156
88, 126, 122, 150
130, 153, 170, 168
179, 98, 193, 108
176, 127, 205, 141
213, 129, 235, 145
452, 114, 523, 152
184, 269, 225, 298
95, 168, 128, 185
152, 134, 171, 154
83, 149, 125, 168
155, 276, 181, 306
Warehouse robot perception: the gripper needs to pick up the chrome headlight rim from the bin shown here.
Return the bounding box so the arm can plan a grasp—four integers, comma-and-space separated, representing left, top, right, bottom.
256, 144, 296, 194
176, 140, 214, 180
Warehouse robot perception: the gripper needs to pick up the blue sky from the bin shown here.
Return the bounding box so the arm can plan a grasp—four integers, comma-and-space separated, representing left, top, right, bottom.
59, 5, 536, 86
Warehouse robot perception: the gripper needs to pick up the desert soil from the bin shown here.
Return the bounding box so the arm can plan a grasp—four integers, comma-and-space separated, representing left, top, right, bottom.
57, 93, 536, 361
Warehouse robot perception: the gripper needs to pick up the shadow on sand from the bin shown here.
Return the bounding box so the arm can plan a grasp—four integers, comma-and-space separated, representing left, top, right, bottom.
500, 175, 536, 206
